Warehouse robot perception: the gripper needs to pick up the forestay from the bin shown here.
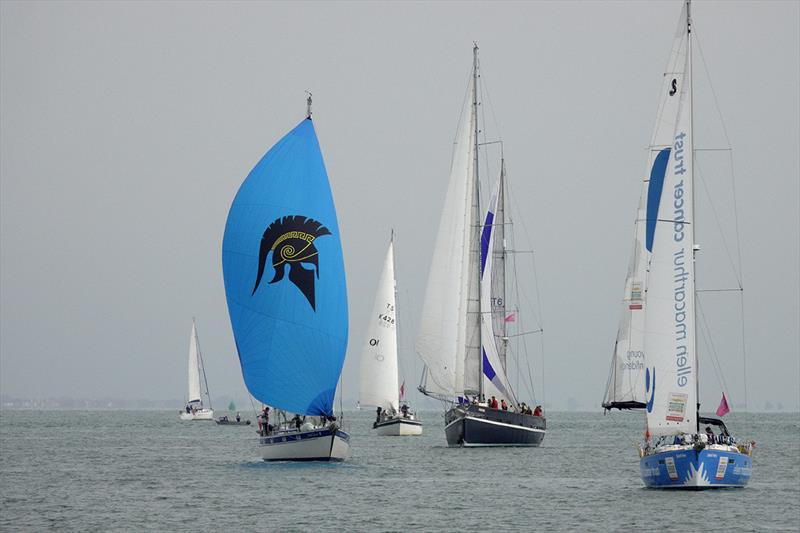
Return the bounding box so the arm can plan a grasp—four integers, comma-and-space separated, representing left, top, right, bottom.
222, 118, 348, 416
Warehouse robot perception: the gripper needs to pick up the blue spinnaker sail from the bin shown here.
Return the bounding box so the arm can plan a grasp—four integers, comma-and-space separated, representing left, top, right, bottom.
222, 118, 348, 416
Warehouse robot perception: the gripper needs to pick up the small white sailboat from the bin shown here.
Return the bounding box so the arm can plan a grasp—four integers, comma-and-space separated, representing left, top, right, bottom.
359, 234, 422, 436
416, 44, 546, 447
605, 0, 753, 488
222, 96, 350, 461
179, 318, 214, 421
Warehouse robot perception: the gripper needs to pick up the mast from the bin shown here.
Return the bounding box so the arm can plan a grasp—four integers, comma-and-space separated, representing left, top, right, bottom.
686, 0, 700, 433
306, 91, 313, 119
497, 156, 508, 371
473, 42, 484, 399
391, 228, 401, 407
195, 318, 212, 409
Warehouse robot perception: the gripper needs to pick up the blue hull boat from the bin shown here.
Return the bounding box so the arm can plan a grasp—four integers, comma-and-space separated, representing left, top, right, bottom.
640, 446, 752, 489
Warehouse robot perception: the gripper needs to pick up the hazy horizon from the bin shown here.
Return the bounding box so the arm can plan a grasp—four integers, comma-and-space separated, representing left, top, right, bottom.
2, 1, 798, 413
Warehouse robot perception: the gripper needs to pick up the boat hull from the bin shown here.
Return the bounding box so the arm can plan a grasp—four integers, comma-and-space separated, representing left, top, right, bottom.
215, 419, 251, 426
640, 446, 752, 489
179, 409, 214, 421
373, 416, 423, 436
260, 426, 350, 462
444, 405, 545, 447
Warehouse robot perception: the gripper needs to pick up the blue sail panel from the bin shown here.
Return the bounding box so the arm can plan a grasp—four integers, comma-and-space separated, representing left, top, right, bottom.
480, 209, 494, 278
222, 118, 348, 416
645, 148, 671, 252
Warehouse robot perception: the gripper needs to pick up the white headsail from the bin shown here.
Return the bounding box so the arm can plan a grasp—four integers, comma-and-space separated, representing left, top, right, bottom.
359, 240, 400, 412
643, 2, 697, 437
416, 81, 477, 399
480, 171, 518, 406
187, 320, 202, 404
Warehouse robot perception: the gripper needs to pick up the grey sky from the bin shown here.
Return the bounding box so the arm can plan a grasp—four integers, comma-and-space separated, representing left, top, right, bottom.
1, 1, 798, 411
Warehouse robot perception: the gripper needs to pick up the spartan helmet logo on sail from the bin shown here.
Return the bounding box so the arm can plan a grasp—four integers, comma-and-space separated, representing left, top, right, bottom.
251, 215, 331, 310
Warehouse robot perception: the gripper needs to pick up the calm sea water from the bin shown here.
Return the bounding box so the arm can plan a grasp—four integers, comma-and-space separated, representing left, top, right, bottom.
1, 410, 798, 531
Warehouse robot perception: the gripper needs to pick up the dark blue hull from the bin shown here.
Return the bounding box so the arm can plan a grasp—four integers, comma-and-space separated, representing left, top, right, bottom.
444, 405, 545, 447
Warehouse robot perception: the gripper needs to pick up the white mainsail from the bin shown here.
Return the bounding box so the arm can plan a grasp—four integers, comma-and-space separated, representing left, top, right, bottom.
187, 320, 202, 404
416, 81, 477, 399
603, 3, 693, 410
359, 240, 400, 412
643, 3, 697, 437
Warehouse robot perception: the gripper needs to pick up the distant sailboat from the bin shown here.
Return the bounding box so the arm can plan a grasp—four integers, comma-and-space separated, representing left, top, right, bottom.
179, 318, 214, 421
607, 0, 753, 488
359, 234, 422, 436
416, 44, 546, 447
222, 96, 350, 461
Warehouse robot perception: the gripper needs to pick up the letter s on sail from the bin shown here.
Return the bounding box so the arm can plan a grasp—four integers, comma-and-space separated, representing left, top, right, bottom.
669, 79, 677, 96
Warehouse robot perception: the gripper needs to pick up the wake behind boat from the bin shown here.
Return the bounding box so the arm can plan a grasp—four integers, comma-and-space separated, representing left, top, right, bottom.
221, 96, 350, 462
604, 0, 754, 489
179, 318, 213, 421
359, 234, 422, 436
416, 44, 546, 447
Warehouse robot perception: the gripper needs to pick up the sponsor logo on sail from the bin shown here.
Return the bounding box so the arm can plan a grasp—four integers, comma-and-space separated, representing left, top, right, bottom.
252, 215, 331, 310
672, 132, 692, 387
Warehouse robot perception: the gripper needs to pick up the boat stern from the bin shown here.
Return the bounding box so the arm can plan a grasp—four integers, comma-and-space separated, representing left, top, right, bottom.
640, 446, 752, 489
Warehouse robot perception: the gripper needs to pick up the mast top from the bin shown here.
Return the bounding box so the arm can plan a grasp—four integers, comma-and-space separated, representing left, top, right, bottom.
686, 0, 692, 34
306, 91, 313, 119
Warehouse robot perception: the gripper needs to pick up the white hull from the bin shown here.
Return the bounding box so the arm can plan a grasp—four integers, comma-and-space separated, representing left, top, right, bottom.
179, 409, 214, 421
260, 427, 350, 462
373, 417, 423, 436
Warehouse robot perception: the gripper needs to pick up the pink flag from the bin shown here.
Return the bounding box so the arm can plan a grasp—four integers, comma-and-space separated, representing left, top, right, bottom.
504, 313, 516, 323
399, 380, 405, 401
716, 393, 730, 417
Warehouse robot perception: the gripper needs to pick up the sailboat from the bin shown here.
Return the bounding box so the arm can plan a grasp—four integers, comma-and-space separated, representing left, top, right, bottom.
359, 234, 422, 436
179, 318, 214, 421
605, 0, 753, 488
221, 96, 350, 461
416, 45, 546, 447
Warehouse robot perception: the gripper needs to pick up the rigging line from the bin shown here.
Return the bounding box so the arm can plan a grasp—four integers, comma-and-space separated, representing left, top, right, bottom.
695, 157, 743, 287
506, 329, 544, 338
476, 59, 504, 149
694, 29, 733, 148
605, 409, 647, 452
505, 178, 543, 330
696, 296, 732, 399
695, 28, 749, 417
696, 28, 751, 409
696, 288, 743, 293
738, 290, 749, 412
504, 167, 546, 406
249, 395, 259, 420
511, 223, 538, 405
